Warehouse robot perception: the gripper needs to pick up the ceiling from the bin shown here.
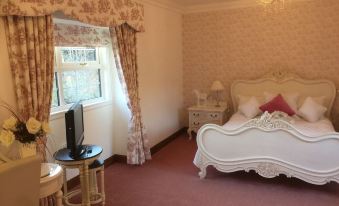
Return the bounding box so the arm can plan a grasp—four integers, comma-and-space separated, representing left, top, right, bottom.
168, 0, 238, 6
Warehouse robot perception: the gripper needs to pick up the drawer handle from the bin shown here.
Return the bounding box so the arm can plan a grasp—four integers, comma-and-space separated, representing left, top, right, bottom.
193, 113, 200, 117
210, 114, 218, 118
193, 122, 200, 126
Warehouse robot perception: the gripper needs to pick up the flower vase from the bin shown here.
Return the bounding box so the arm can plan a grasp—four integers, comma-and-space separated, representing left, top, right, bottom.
19, 142, 37, 158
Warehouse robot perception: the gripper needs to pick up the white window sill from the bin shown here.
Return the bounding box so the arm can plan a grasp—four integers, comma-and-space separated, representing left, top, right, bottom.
50, 100, 113, 121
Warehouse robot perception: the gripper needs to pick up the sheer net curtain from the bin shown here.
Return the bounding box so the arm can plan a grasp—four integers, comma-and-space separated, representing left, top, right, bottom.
110, 24, 151, 165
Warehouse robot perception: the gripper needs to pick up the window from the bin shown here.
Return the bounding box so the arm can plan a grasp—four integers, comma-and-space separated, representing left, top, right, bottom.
60, 47, 97, 63
51, 47, 111, 111
51, 72, 60, 107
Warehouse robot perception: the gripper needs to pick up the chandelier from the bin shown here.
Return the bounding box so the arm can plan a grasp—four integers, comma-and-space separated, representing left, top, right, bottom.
258, 0, 286, 13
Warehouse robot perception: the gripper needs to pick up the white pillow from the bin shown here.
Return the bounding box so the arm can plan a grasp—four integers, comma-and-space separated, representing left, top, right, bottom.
238, 96, 261, 118
298, 96, 326, 108
298, 97, 327, 122
264, 92, 299, 113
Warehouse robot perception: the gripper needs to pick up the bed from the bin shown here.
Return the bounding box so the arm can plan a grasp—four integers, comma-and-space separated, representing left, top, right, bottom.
193, 71, 339, 185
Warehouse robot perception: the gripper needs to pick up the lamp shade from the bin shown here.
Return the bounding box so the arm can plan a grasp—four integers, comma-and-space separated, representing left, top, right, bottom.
210, 80, 225, 91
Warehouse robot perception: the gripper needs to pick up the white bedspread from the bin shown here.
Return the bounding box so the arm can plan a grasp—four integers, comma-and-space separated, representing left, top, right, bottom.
223, 113, 336, 137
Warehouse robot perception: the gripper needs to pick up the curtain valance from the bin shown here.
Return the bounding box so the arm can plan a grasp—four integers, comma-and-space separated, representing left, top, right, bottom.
54, 22, 111, 47
0, 0, 145, 32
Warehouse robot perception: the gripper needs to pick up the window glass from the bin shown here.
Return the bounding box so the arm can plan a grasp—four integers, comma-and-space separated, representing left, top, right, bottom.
51, 46, 107, 110
62, 69, 102, 104
60, 47, 97, 63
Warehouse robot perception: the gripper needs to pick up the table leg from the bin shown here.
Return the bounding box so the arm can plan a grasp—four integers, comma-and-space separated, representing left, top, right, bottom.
55, 190, 63, 206
62, 166, 68, 202
100, 168, 105, 206
82, 164, 91, 206
89, 169, 98, 201
187, 127, 193, 140
79, 166, 85, 206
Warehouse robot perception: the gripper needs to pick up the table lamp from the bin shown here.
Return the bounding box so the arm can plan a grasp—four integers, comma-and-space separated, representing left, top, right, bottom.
210, 80, 224, 107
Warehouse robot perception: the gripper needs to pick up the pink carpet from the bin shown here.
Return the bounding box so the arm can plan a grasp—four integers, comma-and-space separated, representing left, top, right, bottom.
90, 134, 339, 205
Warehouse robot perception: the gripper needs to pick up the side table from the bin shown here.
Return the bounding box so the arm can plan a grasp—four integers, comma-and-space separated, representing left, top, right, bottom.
54, 145, 103, 206
187, 106, 228, 140
40, 163, 63, 206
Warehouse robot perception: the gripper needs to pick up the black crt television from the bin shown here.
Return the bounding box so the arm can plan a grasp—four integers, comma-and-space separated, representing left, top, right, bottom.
65, 101, 85, 158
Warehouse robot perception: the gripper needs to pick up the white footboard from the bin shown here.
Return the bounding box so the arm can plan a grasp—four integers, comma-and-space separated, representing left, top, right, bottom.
194, 114, 339, 185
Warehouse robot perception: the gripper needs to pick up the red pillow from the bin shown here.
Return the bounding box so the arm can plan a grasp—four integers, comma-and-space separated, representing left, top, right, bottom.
259, 94, 295, 116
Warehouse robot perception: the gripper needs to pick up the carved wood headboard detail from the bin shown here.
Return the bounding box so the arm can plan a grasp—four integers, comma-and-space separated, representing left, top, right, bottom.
231, 71, 337, 118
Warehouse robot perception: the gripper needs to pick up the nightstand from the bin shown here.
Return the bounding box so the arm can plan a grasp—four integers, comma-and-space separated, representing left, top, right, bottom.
40, 163, 63, 206
187, 106, 228, 140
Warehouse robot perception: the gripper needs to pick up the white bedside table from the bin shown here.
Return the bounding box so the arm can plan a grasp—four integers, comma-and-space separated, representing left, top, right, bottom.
40, 163, 63, 206
187, 106, 228, 140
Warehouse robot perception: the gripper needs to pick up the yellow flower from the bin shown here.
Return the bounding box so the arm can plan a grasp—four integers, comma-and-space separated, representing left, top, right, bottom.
42, 122, 51, 134
0, 130, 15, 147
26, 117, 41, 134
3, 116, 18, 131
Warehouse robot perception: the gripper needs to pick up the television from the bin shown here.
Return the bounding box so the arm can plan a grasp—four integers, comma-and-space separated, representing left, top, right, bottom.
65, 101, 85, 158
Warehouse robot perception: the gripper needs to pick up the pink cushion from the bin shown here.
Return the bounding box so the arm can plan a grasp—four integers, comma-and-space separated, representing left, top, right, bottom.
259, 94, 295, 116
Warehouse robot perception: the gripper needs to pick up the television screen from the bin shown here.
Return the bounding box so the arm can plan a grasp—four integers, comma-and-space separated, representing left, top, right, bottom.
65, 101, 85, 158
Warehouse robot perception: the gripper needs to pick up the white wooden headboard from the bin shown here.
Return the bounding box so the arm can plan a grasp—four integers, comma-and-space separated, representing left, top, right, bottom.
231, 71, 336, 118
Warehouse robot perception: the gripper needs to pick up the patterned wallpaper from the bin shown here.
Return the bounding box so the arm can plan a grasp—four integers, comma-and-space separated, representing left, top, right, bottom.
183, 0, 339, 128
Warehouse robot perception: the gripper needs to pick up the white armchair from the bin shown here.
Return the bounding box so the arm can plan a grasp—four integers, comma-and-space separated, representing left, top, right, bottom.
0, 156, 40, 206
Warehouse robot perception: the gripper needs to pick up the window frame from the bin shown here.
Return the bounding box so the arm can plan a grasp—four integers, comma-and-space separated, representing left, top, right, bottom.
51, 72, 61, 108
51, 46, 112, 115
56, 47, 101, 69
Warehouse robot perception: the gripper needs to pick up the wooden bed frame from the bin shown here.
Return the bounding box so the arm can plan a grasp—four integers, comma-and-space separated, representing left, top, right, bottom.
194, 71, 339, 185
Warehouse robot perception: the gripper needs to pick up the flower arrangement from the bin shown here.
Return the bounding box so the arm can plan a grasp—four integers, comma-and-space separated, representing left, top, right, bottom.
0, 100, 51, 148
0, 117, 51, 147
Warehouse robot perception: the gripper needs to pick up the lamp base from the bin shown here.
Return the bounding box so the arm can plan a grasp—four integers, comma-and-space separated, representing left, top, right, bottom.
215, 92, 222, 107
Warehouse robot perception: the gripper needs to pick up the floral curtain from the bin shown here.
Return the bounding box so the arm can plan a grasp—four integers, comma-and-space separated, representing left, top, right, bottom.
3, 15, 54, 161
0, 0, 145, 32
54, 22, 112, 47
110, 24, 151, 165
54, 22, 111, 47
